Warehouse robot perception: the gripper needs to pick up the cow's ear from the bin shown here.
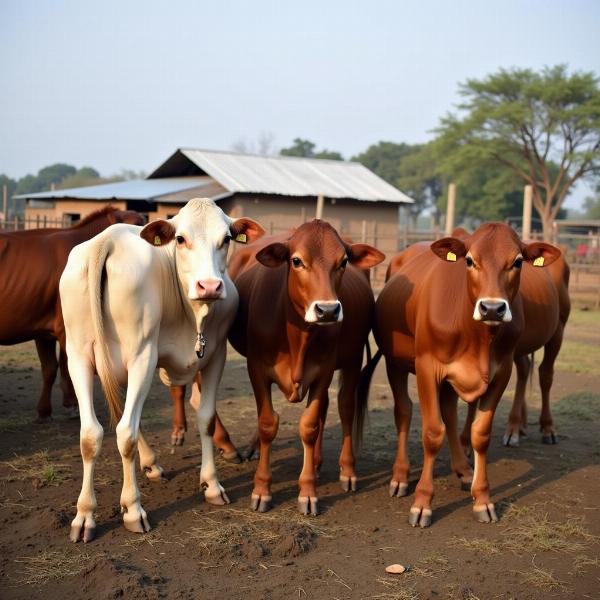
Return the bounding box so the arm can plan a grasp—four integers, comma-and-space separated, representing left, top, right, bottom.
451, 227, 470, 240
522, 242, 561, 268
140, 220, 176, 247
230, 217, 265, 244
430, 237, 467, 262
347, 243, 385, 269
256, 242, 289, 268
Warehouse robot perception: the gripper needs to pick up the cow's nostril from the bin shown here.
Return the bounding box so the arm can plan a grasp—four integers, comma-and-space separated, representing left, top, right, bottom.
479, 302, 489, 316
497, 302, 507, 316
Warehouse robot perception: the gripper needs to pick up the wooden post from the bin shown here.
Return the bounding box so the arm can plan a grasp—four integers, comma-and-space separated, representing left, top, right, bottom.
316, 194, 324, 220
444, 183, 456, 236
522, 185, 533, 240
300, 206, 306, 223
361, 220, 367, 243
2, 184, 7, 223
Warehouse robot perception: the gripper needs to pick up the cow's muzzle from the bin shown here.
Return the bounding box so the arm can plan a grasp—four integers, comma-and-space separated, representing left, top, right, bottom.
195, 278, 224, 300
473, 298, 512, 324
305, 300, 343, 324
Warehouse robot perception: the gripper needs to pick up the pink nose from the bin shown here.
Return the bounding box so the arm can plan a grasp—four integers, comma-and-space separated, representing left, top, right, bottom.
196, 279, 223, 299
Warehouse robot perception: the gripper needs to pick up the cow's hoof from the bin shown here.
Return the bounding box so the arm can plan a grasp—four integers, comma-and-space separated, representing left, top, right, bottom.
34, 415, 52, 424
340, 475, 357, 492
459, 476, 473, 492
298, 496, 319, 516
389, 480, 409, 498
170, 428, 185, 446
143, 464, 166, 482
408, 506, 432, 528
241, 446, 259, 462
69, 515, 96, 543
205, 490, 230, 506
473, 503, 498, 523
542, 432, 557, 445
122, 507, 151, 533
250, 493, 272, 513
502, 431, 520, 447
218, 448, 242, 464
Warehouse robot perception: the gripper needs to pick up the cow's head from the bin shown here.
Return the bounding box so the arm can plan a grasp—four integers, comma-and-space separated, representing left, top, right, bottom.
255, 220, 384, 324
140, 198, 264, 301
430, 223, 561, 326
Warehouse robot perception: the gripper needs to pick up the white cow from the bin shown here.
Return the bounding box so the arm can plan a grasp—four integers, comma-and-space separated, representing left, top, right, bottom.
60, 198, 264, 542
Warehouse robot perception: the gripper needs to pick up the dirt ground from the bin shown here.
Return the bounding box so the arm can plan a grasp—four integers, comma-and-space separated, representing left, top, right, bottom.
0, 310, 599, 600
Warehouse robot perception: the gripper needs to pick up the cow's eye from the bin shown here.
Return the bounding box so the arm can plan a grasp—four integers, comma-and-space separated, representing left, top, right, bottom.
291, 257, 304, 269
340, 257, 348, 269
512, 257, 523, 269
465, 256, 474, 268
176, 235, 185, 245
223, 235, 232, 246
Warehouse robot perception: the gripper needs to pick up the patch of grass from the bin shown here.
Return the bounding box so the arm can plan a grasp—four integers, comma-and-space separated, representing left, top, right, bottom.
555, 339, 600, 375
516, 562, 564, 591
552, 391, 600, 422
0, 450, 71, 486
572, 554, 600, 575
372, 577, 420, 600
447, 537, 501, 555
13, 549, 102, 586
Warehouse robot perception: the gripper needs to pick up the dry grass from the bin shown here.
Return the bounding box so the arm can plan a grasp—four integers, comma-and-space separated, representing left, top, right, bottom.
572, 554, 600, 575
0, 450, 72, 486
516, 561, 564, 591
372, 577, 420, 600
552, 391, 600, 422
447, 536, 501, 555
13, 549, 102, 586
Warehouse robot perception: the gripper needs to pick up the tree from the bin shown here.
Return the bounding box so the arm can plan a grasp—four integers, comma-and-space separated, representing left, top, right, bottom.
583, 185, 600, 219
436, 65, 600, 240
280, 138, 343, 160
353, 141, 442, 226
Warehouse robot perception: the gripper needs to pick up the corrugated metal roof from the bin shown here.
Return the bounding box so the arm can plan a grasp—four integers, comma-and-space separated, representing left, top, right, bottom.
151, 149, 414, 204
14, 177, 214, 201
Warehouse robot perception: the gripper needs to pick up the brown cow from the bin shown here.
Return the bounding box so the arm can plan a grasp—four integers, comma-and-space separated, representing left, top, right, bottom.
364, 223, 561, 527
0, 207, 144, 421
228, 220, 384, 515
387, 234, 571, 449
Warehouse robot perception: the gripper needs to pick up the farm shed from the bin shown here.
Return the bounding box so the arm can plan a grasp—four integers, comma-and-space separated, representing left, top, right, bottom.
16, 149, 413, 280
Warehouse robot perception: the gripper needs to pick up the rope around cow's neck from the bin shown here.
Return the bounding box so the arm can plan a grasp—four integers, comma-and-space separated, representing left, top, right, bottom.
194, 303, 210, 359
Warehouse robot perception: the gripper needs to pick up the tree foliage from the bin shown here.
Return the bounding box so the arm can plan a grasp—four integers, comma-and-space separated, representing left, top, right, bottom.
435, 65, 600, 239
280, 138, 343, 160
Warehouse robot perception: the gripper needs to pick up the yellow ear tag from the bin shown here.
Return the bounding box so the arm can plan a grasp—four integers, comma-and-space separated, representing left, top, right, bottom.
235, 233, 247, 243
533, 256, 545, 267
154, 236, 162, 246
446, 251, 457, 262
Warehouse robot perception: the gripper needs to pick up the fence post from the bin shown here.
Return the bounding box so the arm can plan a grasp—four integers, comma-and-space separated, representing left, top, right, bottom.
316, 194, 324, 220
361, 220, 367, 243
445, 183, 456, 236
522, 185, 532, 240
2, 184, 7, 223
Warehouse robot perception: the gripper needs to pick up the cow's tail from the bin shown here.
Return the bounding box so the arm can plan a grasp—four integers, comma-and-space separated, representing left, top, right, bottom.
88, 236, 123, 427
354, 347, 383, 449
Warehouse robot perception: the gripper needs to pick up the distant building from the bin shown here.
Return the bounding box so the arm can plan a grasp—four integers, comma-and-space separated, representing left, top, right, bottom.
16, 148, 414, 279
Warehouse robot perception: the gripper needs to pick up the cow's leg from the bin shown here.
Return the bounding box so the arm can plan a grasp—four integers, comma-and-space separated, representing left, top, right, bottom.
194, 343, 230, 505
57, 346, 78, 416
338, 365, 360, 492
250, 363, 278, 513
387, 360, 412, 498
460, 401, 477, 456
189, 372, 241, 462
34, 338, 58, 422
298, 383, 327, 516
539, 325, 564, 444
503, 355, 530, 447
69, 358, 102, 543
116, 349, 156, 534
470, 363, 512, 524
137, 430, 165, 481
439, 383, 473, 490
169, 384, 187, 446
214, 413, 242, 463
410, 364, 443, 528
314, 390, 328, 477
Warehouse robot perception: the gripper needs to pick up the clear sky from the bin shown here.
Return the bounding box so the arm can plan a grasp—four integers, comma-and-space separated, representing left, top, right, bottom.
1, 0, 599, 208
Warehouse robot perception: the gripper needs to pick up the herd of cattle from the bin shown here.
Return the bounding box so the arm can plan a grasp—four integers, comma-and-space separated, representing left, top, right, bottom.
0, 198, 569, 542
